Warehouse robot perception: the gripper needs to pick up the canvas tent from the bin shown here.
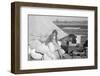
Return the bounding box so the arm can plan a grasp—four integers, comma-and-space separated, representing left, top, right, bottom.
29, 15, 68, 45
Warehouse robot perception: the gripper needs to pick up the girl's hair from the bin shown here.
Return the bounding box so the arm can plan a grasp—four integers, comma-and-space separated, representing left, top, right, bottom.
45, 30, 58, 44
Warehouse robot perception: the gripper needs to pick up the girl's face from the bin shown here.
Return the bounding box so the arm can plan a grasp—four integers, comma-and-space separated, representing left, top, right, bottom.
52, 32, 57, 39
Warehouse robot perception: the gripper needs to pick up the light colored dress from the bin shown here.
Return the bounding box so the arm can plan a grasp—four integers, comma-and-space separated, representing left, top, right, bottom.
37, 43, 56, 60
29, 40, 56, 60
47, 41, 65, 59
29, 40, 65, 60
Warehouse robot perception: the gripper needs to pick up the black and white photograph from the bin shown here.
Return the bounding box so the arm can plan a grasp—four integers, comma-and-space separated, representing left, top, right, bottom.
11, 2, 97, 73
28, 15, 88, 61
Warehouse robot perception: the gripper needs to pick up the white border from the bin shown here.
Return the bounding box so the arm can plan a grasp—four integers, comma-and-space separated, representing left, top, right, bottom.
20, 7, 95, 70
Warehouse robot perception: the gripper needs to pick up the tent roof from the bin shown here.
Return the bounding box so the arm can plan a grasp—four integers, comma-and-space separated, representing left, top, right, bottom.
29, 15, 68, 43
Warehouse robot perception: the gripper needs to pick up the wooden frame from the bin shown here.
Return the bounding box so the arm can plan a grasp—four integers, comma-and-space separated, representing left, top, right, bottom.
11, 2, 98, 74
